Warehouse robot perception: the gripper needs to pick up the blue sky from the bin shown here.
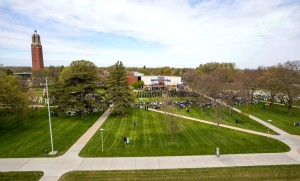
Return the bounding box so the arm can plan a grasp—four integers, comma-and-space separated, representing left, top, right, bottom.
0, 0, 300, 68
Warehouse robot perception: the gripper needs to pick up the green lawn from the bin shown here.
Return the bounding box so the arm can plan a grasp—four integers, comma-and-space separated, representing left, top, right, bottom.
79, 108, 289, 157
236, 103, 300, 135
59, 165, 300, 181
0, 171, 43, 181
135, 97, 162, 102
0, 108, 103, 157
163, 105, 277, 135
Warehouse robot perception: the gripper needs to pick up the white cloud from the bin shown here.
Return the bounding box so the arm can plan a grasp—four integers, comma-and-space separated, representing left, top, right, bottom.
0, 0, 299, 68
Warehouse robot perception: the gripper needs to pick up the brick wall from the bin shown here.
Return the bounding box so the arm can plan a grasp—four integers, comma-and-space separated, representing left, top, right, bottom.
127, 76, 138, 85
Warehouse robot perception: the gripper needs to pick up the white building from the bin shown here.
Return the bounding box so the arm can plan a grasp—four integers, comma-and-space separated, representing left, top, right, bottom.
141, 76, 182, 87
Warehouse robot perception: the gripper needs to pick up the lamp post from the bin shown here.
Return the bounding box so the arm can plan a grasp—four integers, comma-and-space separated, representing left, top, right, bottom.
99, 128, 104, 152
46, 78, 57, 155
268, 120, 272, 137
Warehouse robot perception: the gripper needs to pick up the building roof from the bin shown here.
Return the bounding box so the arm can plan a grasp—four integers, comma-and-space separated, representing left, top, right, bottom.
151, 78, 171, 82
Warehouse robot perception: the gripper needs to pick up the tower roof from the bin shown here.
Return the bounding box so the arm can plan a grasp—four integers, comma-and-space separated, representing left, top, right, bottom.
33, 29, 38, 35
31, 29, 41, 45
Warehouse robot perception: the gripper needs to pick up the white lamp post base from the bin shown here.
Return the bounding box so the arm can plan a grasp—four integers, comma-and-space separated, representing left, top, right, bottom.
48, 151, 58, 156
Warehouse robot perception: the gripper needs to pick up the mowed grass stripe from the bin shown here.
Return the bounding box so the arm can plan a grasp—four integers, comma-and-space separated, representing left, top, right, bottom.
0, 171, 44, 181
179, 122, 200, 149
80, 108, 289, 157
59, 165, 300, 181
0, 108, 103, 157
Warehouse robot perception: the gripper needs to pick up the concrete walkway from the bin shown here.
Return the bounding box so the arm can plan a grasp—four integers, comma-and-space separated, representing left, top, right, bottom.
149, 108, 271, 137
260, 101, 300, 109
232, 107, 289, 136
63, 109, 111, 159
0, 108, 299, 181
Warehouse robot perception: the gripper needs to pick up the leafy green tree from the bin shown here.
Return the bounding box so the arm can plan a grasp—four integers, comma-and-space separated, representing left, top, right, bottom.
139, 68, 150, 75
0, 74, 29, 115
132, 80, 144, 89
159, 66, 172, 75
6, 69, 13, 75
106, 61, 133, 115
53, 60, 103, 118
47, 65, 61, 82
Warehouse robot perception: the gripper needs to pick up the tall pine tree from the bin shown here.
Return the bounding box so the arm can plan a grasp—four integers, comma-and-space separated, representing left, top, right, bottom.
107, 61, 133, 115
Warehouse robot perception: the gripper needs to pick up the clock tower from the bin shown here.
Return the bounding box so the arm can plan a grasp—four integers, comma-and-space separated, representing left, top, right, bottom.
31, 30, 44, 70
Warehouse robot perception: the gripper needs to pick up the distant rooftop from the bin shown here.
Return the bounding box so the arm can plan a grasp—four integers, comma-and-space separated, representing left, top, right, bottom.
133, 72, 144, 76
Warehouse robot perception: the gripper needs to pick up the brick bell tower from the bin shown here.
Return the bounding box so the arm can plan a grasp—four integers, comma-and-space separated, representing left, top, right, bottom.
31, 29, 44, 70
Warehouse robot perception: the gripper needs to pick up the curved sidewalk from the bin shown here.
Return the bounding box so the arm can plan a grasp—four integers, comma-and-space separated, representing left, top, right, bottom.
0, 108, 299, 181
149, 108, 271, 137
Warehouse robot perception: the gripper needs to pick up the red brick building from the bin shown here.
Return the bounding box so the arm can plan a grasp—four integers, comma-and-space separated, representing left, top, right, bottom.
127, 76, 138, 85
31, 30, 44, 70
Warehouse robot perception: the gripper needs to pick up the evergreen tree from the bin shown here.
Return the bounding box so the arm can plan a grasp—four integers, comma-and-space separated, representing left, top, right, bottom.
107, 61, 133, 115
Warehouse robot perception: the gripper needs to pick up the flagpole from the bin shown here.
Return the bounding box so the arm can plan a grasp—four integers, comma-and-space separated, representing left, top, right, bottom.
46, 78, 57, 155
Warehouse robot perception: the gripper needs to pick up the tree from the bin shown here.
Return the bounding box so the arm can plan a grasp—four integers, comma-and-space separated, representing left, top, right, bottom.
162, 93, 178, 142
32, 69, 47, 86
47, 66, 61, 82
258, 66, 279, 106
193, 62, 238, 116
275, 61, 300, 115
138, 68, 150, 75
27, 88, 39, 110
197, 62, 236, 81
159, 66, 172, 75
221, 89, 238, 115
237, 69, 260, 104
106, 61, 134, 115
132, 80, 144, 89
213, 104, 226, 126
53, 60, 102, 118
0, 74, 29, 115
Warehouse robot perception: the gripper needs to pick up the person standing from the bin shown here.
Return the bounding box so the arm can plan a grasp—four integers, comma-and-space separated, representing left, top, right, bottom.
216, 147, 220, 157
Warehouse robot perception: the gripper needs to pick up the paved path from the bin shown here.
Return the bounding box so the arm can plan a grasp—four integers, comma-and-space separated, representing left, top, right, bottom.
149, 108, 271, 137
260, 101, 300, 109
232, 107, 289, 136
0, 108, 299, 181
63, 109, 111, 159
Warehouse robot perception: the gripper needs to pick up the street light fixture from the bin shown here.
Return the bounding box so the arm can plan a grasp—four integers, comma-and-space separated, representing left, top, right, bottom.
268, 120, 272, 137
45, 78, 57, 155
99, 128, 104, 152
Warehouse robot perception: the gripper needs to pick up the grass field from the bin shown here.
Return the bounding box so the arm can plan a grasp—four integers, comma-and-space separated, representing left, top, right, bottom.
235, 102, 300, 135
0, 108, 103, 157
59, 165, 300, 181
163, 105, 277, 135
79, 108, 289, 157
0, 171, 43, 181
